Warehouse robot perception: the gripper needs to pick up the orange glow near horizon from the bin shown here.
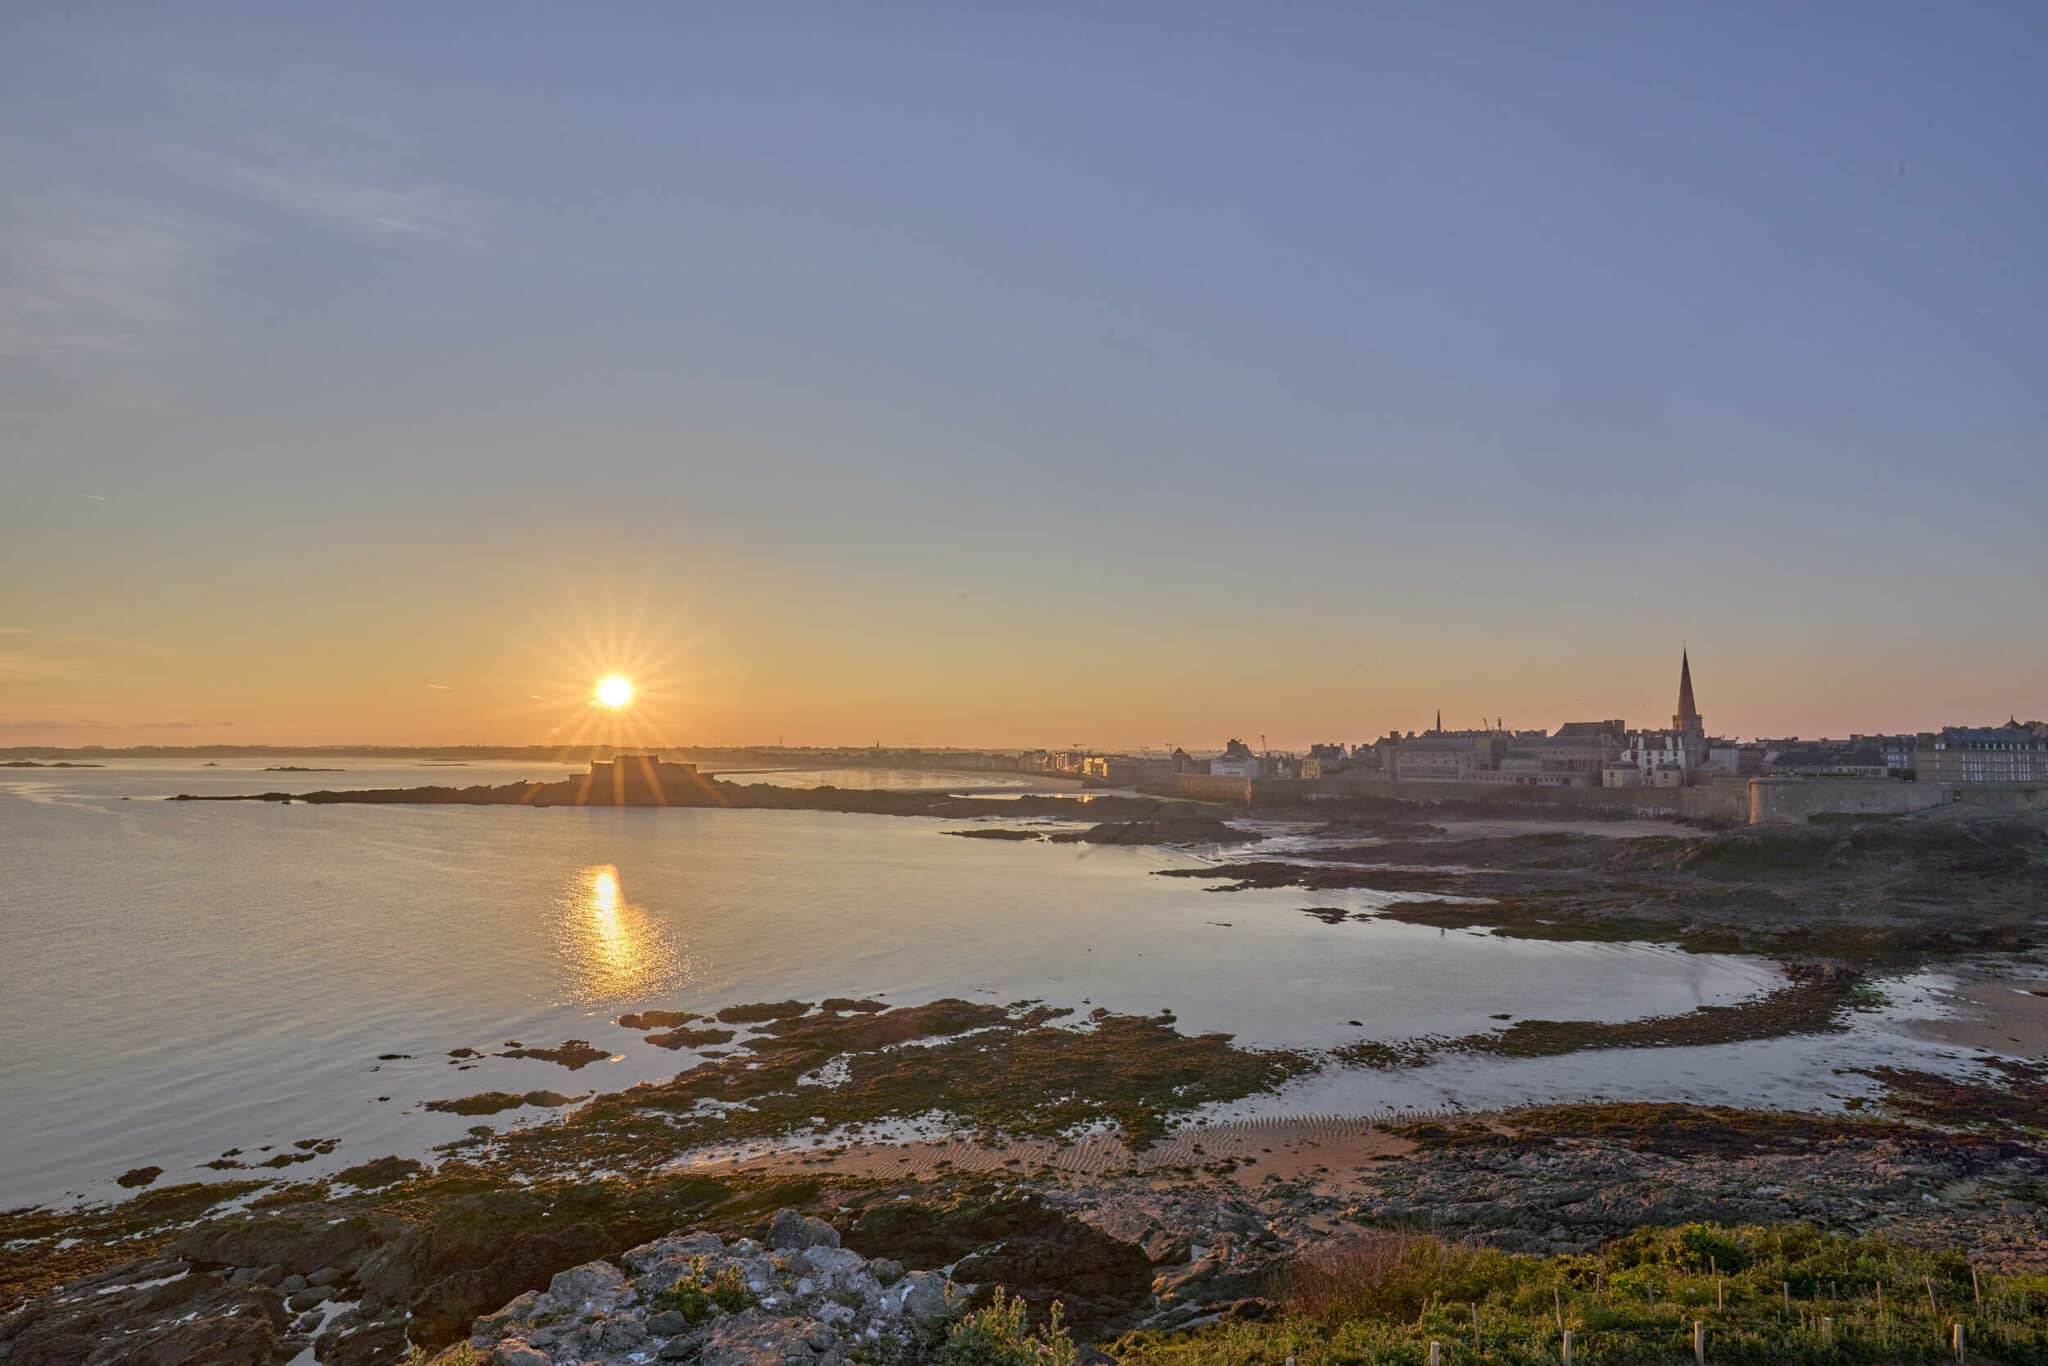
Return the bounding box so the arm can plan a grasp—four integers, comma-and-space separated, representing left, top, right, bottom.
2, 566, 2036, 748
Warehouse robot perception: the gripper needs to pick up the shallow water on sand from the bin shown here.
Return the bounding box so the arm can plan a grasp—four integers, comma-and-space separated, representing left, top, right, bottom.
0, 760, 1947, 1206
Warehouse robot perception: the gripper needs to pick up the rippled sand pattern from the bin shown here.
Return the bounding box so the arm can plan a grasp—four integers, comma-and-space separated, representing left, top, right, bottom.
689, 1113, 1428, 1183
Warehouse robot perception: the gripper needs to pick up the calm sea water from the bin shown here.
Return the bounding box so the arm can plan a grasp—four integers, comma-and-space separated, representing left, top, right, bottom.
0, 760, 1968, 1206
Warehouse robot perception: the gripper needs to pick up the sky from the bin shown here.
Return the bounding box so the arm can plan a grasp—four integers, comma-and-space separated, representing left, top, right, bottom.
3, 2, 2044, 749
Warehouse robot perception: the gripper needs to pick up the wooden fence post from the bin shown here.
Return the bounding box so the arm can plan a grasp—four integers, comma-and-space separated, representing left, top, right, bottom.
1693, 1319, 1705, 1364
1954, 1322, 1966, 1363
1716, 1277, 1724, 1311
1822, 1316, 1833, 1346
1561, 1329, 1573, 1366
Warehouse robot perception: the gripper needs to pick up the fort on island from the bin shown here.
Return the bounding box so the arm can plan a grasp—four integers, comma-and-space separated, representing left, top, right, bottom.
578, 753, 716, 805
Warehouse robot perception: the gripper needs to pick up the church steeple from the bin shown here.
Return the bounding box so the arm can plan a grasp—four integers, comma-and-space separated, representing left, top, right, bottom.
1434, 708, 1442, 736
1673, 649, 1702, 733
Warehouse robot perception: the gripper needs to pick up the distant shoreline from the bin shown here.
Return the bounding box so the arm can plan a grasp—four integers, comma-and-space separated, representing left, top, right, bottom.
171, 776, 1173, 821
1, 744, 1049, 763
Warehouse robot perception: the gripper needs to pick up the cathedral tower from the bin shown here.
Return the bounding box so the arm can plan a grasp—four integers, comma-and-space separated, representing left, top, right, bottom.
1672, 649, 1703, 734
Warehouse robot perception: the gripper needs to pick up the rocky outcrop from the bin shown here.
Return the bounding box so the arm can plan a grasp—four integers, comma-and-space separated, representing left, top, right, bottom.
0, 1262, 288, 1365
463, 1213, 964, 1366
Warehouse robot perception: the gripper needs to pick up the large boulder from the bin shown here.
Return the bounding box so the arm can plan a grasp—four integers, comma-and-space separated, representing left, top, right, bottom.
767, 1208, 841, 1251
895, 1270, 956, 1323
547, 1259, 627, 1311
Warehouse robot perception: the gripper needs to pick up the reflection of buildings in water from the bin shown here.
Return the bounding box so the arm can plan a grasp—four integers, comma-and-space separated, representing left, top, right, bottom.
555, 864, 685, 1005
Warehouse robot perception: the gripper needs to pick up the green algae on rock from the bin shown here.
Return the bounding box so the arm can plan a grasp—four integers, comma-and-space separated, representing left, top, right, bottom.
497, 1039, 611, 1069
643, 1024, 738, 1049
714, 999, 814, 1024
1337, 966, 1867, 1069
423, 1090, 577, 1117
463, 1000, 1311, 1178
618, 1009, 702, 1030
1862, 1055, 2048, 1135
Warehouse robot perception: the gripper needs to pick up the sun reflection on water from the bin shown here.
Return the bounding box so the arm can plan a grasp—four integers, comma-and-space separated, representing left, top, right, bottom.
554, 864, 685, 1005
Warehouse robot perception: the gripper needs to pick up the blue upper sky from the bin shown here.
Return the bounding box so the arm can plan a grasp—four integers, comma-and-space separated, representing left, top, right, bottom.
3, 2, 2043, 745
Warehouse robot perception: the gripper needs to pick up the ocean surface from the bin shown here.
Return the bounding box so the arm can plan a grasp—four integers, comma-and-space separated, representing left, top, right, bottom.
0, 759, 1977, 1207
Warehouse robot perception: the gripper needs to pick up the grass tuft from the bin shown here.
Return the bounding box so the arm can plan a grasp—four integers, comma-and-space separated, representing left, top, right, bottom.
1115, 1224, 2048, 1366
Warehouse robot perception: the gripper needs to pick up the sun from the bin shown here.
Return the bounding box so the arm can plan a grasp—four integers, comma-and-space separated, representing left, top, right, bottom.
594, 674, 635, 709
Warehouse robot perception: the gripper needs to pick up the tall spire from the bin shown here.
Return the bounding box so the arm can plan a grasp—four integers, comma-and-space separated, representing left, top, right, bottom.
1673, 649, 1701, 732
1434, 708, 1442, 736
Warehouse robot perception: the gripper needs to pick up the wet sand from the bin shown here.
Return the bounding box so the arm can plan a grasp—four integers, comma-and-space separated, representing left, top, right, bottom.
1905, 967, 2048, 1054
681, 1115, 1419, 1187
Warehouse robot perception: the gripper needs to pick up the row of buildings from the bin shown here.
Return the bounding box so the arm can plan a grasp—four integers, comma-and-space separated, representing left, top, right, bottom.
1013, 650, 2047, 795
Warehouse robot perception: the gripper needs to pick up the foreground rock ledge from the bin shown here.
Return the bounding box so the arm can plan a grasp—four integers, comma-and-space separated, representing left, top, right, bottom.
463, 1209, 957, 1366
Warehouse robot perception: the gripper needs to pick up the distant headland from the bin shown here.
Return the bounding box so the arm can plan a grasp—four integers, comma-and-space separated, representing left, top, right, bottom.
173, 754, 1158, 822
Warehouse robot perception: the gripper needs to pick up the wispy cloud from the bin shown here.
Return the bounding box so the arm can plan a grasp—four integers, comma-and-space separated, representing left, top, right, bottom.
0, 650, 89, 683
2, 76, 507, 399
0, 718, 233, 731
0, 191, 225, 368
0, 628, 182, 661
424, 682, 452, 691
152, 144, 501, 252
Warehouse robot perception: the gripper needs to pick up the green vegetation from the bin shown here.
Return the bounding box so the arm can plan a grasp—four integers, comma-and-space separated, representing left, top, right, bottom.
649, 1255, 759, 1323
402, 1345, 484, 1365
477, 1000, 1310, 1174
942, 1289, 1078, 1366
1113, 1225, 2048, 1366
